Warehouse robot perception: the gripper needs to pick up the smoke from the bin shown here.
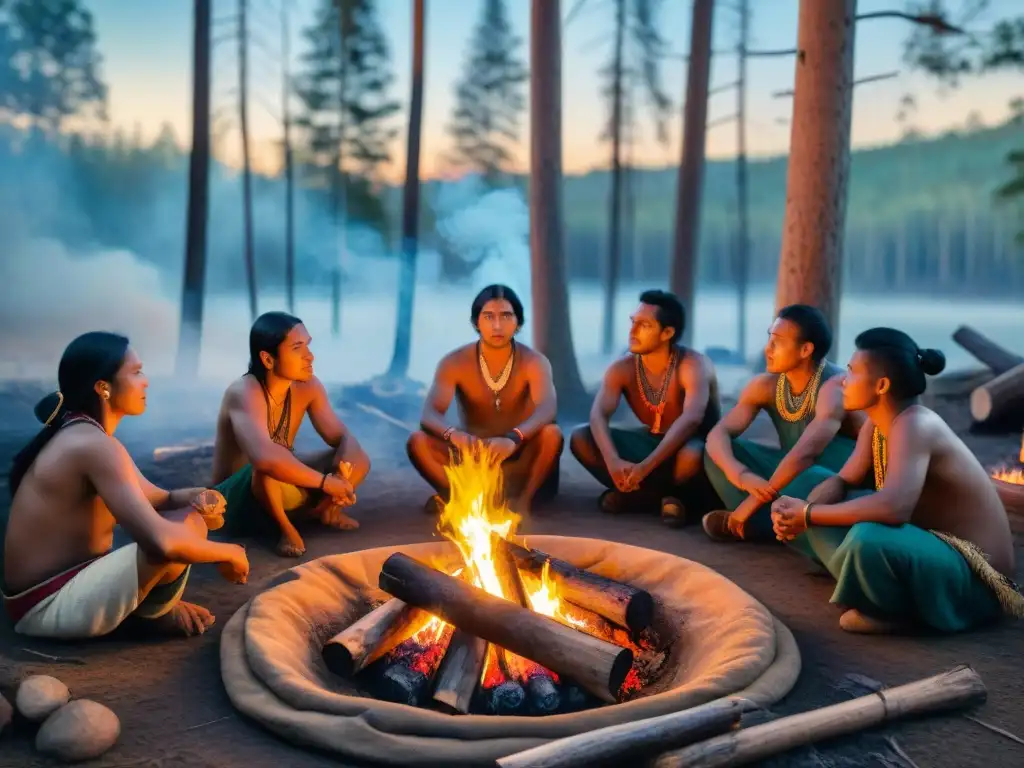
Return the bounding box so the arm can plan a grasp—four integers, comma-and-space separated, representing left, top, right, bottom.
433, 175, 533, 319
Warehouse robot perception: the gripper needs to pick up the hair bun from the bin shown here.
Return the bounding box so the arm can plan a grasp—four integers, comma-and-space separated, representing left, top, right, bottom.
33, 391, 63, 425
917, 348, 946, 376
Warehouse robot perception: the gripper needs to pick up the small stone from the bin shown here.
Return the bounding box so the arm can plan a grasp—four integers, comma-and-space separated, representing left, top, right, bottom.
15, 675, 70, 722
36, 699, 120, 762
0, 693, 12, 735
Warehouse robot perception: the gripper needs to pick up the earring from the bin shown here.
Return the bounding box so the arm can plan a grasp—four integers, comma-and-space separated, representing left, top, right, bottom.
102, 389, 110, 400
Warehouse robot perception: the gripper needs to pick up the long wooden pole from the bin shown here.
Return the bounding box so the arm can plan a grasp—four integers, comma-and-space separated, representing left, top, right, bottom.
496, 697, 744, 768
653, 665, 986, 768
601, 0, 626, 355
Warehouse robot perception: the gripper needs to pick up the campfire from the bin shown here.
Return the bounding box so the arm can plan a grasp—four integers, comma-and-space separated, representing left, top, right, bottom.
990, 433, 1024, 533
322, 449, 668, 716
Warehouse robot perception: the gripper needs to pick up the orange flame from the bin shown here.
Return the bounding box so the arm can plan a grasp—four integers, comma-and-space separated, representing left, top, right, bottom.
992, 467, 1024, 485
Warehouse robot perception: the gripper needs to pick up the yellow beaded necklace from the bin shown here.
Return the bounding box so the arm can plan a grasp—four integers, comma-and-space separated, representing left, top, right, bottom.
774, 359, 826, 423
872, 426, 887, 490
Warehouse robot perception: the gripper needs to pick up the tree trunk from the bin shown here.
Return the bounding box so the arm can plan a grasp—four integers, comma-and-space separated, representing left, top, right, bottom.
530, 0, 588, 408
734, 0, 750, 363
773, 0, 856, 340
332, 5, 349, 338
601, 0, 626, 355
238, 0, 258, 322
282, 2, 295, 314
386, 0, 426, 380
668, 0, 714, 347
176, 0, 212, 377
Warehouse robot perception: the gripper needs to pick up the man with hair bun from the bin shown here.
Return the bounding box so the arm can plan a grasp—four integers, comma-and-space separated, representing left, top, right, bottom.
772, 328, 1021, 634
703, 304, 866, 541
3, 332, 249, 640
407, 284, 564, 515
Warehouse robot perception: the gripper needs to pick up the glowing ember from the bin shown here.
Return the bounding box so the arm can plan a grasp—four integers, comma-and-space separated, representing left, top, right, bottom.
992, 467, 1024, 485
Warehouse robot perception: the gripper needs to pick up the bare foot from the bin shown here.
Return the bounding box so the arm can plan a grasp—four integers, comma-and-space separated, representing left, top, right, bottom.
839, 609, 907, 635
320, 504, 360, 530
276, 530, 306, 557
150, 602, 216, 636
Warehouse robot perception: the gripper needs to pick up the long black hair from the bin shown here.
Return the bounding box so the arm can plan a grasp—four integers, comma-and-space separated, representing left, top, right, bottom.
470, 284, 525, 329
247, 311, 303, 384
9, 332, 130, 498
854, 327, 946, 400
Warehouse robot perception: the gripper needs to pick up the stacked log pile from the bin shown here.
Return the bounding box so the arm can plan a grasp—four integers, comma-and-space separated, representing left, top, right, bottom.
951, 326, 1024, 431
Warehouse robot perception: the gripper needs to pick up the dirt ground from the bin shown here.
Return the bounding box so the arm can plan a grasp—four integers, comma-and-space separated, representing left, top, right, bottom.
0, 380, 1022, 768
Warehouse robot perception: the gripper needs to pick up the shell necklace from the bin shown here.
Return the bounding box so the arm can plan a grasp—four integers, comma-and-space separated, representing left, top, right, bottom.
478, 341, 515, 411
635, 348, 678, 435
776, 359, 826, 423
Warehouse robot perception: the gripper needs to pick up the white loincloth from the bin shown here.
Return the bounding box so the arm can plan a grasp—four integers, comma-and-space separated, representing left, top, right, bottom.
10, 544, 189, 639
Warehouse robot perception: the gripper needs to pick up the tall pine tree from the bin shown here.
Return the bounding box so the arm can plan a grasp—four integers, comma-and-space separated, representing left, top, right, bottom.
0, 0, 106, 133
446, 0, 527, 185
294, 0, 399, 231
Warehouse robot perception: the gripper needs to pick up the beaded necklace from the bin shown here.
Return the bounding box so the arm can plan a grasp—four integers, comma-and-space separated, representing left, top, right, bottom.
478, 340, 515, 411
775, 359, 826, 423
872, 426, 887, 491
635, 347, 678, 435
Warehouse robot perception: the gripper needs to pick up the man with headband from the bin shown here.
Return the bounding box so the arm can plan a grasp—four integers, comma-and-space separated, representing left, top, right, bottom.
3, 332, 249, 639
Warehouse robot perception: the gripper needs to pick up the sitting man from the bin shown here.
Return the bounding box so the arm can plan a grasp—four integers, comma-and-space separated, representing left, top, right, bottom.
703, 304, 865, 541
407, 284, 563, 515
569, 290, 722, 526
212, 311, 370, 557
2, 332, 249, 639
772, 328, 1021, 634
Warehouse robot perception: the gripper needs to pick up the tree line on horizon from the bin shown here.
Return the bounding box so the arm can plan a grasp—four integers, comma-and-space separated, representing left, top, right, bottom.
0, 0, 1021, 399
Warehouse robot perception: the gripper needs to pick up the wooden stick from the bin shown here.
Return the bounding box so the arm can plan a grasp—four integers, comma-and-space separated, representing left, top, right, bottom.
652, 665, 986, 768
378, 553, 633, 703
431, 629, 489, 714
495, 696, 745, 768
952, 325, 1023, 376
501, 537, 654, 633
322, 598, 431, 677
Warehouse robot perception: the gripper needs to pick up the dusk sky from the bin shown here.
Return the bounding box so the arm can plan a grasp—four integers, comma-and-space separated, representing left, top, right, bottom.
88, 0, 1021, 180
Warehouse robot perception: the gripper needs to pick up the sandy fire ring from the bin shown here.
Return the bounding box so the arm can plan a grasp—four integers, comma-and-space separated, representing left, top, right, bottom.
220, 536, 801, 766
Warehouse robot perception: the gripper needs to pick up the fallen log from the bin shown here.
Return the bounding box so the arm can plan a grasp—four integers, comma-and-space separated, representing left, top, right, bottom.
496, 696, 745, 768
970, 362, 1024, 427
378, 663, 431, 707
500, 537, 654, 634
322, 599, 431, 677
952, 326, 1023, 376
490, 680, 527, 715
431, 630, 489, 714
652, 665, 986, 768
378, 553, 633, 703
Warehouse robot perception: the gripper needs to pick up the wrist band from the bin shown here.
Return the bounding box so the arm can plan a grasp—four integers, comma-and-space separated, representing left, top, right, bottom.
319, 473, 328, 491
442, 426, 455, 442
507, 428, 524, 446
804, 502, 814, 528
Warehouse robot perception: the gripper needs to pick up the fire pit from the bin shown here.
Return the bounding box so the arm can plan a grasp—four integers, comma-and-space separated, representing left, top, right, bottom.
992, 466, 1024, 534
220, 455, 801, 766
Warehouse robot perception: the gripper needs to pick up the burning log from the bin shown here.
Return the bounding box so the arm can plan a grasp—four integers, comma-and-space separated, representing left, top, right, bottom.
500, 537, 654, 634
322, 599, 431, 677
378, 553, 634, 703
971, 362, 1024, 428
651, 665, 986, 768
952, 326, 1023, 376
431, 630, 489, 714
496, 696, 745, 768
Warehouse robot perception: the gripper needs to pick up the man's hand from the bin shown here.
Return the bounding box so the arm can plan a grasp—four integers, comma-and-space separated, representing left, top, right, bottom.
608, 458, 637, 493
323, 474, 356, 506
448, 430, 478, 455
771, 495, 808, 541
623, 461, 652, 492
190, 489, 226, 530
485, 437, 518, 462
217, 543, 251, 582
737, 469, 778, 503
726, 494, 763, 539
